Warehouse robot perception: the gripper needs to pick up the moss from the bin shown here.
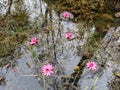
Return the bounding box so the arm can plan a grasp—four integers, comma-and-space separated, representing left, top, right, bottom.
0, 31, 28, 57
0, 1, 29, 57
45, 0, 115, 26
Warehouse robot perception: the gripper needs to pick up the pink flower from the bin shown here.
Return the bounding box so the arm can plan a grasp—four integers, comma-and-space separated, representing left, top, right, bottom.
60, 11, 74, 20
41, 64, 54, 76
4, 63, 10, 68
30, 37, 38, 45
65, 32, 72, 39
62, 11, 70, 19
13, 67, 17, 73
115, 12, 120, 17
86, 61, 97, 70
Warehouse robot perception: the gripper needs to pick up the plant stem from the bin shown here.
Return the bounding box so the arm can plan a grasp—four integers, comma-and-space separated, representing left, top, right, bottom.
43, 75, 46, 90
91, 70, 103, 90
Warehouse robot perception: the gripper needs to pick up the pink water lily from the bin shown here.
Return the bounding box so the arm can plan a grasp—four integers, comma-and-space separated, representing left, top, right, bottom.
86, 61, 97, 70
41, 64, 54, 76
65, 32, 72, 39
62, 11, 70, 19
30, 37, 38, 45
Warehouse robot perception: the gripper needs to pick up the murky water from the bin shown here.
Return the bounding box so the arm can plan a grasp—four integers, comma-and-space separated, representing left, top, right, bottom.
0, 0, 120, 90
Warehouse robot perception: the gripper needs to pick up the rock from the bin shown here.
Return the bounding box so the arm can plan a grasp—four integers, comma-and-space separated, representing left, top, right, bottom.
78, 26, 120, 90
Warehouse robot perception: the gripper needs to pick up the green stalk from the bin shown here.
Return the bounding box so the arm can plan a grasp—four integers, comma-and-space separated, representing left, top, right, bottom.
43, 75, 46, 90
91, 76, 99, 90
91, 71, 103, 90
28, 45, 42, 66
36, 54, 42, 66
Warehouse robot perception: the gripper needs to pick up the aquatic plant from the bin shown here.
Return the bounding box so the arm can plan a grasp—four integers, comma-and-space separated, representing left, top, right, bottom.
41, 64, 54, 76
86, 61, 97, 70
